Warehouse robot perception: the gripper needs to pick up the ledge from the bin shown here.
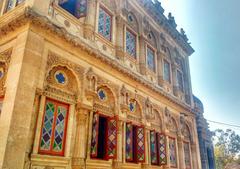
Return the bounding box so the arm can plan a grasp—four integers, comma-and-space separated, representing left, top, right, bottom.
0, 7, 194, 114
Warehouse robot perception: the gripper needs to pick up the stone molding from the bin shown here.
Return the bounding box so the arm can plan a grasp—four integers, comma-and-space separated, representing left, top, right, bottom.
0, 7, 194, 113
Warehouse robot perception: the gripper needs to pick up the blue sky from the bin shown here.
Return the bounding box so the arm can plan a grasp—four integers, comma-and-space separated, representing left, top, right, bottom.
160, 0, 240, 133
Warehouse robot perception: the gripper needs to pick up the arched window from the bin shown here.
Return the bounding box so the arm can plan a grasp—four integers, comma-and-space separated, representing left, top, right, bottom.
39, 99, 69, 156
4, 0, 24, 13
59, 0, 87, 19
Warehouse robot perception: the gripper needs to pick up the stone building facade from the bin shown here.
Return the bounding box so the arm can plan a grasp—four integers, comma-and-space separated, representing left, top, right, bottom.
194, 96, 215, 169
0, 0, 203, 169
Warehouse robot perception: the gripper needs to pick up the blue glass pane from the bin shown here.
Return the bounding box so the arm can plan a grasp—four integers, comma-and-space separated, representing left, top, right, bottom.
98, 8, 111, 40
98, 89, 106, 100
164, 61, 171, 83
177, 70, 184, 91
126, 30, 136, 58
55, 72, 66, 84
129, 102, 135, 112
147, 47, 155, 71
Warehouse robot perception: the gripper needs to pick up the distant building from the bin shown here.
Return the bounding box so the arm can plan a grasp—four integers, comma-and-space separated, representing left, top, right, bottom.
0, 0, 206, 169
194, 96, 216, 169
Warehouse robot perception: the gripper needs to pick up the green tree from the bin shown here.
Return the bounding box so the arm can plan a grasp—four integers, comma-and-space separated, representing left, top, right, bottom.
213, 129, 240, 169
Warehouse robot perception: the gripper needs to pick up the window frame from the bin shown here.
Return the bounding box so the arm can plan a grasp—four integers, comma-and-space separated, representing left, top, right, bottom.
38, 98, 69, 156
90, 111, 118, 160
146, 44, 156, 73
163, 59, 172, 84
3, 0, 23, 13
183, 141, 191, 169
150, 130, 167, 166
125, 123, 145, 163
176, 69, 184, 92
125, 27, 137, 60
169, 137, 178, 168
97, 5, 113, 42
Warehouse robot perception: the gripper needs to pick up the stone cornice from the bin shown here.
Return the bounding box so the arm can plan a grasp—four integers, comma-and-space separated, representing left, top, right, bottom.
136, 0, 194, 56
0, 7, 194, 114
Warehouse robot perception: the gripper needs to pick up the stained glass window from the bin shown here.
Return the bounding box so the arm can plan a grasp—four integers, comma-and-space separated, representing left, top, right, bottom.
150, 132, 167, 166
90, 113, 117, 160
177, 70, 184, 92
136, 127, 145, 162
147, 46, 155, 72
98, 7, 112, 41
5, 0, 24, 12
55, 71, 66, 84
129, 100, 136, 112
106, 118, 117, 159
158, 133, 167, 165
59, 0, 87, 19
126, 123, 133, 161
184, 142, 191, 169
98, 89, 107, 101
75, 0, 87, 18
150, 131, 158, 165
126, 124, 145, 163
39, 99, 69, 156
163, 60, 171, 83
169, 138, 177, 167
126, 29, 136, 58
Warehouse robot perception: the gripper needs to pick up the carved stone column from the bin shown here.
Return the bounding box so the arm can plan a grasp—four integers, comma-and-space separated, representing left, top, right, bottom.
142, 128, 150, 169
157, 51, 164, 87
164, 130, 170, 169
72, 107, 88, 169
139, 35, 147, 75
177, 135, 185, 169
191, 144, 197, 169
83, 0, 96, 40
113, 120, 123, 168
86, 110, 94, 159
115, 15, 125, 60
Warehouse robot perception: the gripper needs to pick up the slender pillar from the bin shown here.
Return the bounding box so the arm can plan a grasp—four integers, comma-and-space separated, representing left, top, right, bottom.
139, 35, 146, 75
72, 108, 88, 169
86, 110, 94, 159
83, 0, 96, 40
115, 15, 124, 60
157, 51, 164, 87
177, 135, 185, 169
171, 63, 178, 96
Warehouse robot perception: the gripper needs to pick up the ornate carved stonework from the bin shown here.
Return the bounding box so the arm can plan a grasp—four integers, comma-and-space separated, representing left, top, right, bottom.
0, 49, 12, 95
44, 52, 85, 103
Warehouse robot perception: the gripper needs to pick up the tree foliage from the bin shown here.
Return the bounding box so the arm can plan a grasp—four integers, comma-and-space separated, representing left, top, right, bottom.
213, 129, 240, 169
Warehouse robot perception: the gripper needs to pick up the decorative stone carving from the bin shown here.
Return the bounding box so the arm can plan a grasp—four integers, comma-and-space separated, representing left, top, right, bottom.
86, 67, 97, 92
165, 107, 177, 133
44, 52, 84, 103
180, 28, 189, 42
145, 97, 153, 120
168, 13, 177, 29
0, 50, 12, 95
